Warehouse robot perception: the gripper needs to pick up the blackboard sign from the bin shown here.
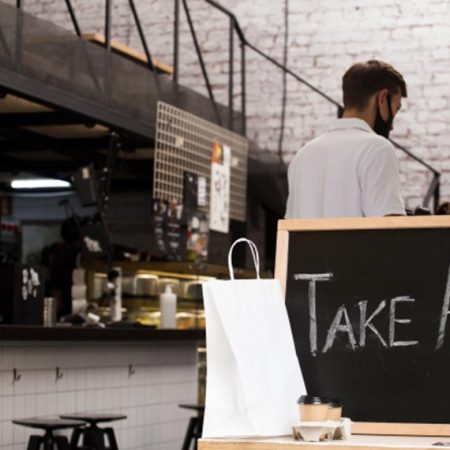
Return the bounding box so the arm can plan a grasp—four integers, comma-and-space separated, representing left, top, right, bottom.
275, 217, 450, 434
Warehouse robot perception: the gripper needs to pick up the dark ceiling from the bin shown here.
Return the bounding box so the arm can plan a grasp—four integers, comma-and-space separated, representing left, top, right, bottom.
0, 92, 156, 190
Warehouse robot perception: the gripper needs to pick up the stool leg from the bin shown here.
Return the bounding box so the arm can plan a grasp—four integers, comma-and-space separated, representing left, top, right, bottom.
181, 417, 198, 450
193, 420, 199, 450
69, 428, 83, 450
81, 428, 92, 448
43, 430, 55, 450
104, 427, 119, 450
198, 414, 204, 437
94, 429, 107, 450
54, 435, 70, 450
83, 427, 106, 450
194, 416, 204, 450
27, 435, 43, 450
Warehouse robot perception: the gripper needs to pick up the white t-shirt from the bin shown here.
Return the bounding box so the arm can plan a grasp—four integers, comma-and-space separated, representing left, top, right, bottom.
285, 118, 406, 218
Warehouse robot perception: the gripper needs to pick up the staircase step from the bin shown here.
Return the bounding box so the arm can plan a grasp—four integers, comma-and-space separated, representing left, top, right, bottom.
82, 33, 173, 75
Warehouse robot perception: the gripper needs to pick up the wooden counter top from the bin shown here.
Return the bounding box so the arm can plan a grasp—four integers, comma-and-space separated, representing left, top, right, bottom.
199, 434, 448, 450
0, 324, 204, 341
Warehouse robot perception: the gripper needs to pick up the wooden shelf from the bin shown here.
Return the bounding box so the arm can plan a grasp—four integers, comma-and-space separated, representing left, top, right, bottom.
82, 33, 173, 75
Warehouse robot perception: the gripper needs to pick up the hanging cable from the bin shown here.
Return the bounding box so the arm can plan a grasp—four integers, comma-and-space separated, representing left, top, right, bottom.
277, 0, 289, 163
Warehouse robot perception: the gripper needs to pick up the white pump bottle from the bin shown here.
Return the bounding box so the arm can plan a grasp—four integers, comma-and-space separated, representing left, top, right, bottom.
160, 285, 177, 328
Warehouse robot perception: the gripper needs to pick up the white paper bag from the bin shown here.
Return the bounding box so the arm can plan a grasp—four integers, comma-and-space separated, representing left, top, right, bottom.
202, 238, 306, 438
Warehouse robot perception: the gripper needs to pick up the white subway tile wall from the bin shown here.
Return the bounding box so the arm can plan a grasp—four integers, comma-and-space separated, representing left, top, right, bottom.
0, 341, 199, 450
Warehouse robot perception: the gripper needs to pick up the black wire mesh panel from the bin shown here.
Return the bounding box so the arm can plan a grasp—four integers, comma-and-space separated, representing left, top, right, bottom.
153, 101, 248, 222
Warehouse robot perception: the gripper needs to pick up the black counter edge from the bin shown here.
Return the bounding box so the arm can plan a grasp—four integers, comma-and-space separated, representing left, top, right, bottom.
0, 325, 205, 341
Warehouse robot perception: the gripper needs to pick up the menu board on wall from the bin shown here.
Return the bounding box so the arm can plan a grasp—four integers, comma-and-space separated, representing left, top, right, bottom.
209, 142, 230, 233
151, 198, 185, 261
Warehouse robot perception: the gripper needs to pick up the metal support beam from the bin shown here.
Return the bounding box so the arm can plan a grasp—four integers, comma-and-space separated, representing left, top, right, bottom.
103, 0, 112, 105
15, 1, 23, 67
181, 0, 222, 126
0, 112, 92, 127
104, 0, 112, 51
434, 179, 441, 213
128, 0, 160, 91
173, 0, 180, 92
240, 41, 246, 136
62, 0, 103, 94
423, 173, 441, 212
98, 132, 119, 214
228, 17, 234, 131
64, 0, 82, 36
97, 132, 120, 262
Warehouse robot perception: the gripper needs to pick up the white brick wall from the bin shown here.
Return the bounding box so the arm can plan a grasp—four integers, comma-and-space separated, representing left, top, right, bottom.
0, 341, 198, 450
13, 0, 450, 207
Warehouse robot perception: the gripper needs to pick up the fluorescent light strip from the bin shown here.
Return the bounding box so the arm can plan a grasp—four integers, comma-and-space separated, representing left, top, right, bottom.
11, 179, 72, 189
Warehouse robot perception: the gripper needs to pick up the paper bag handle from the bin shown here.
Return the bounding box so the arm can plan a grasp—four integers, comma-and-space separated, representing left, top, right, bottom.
228, 238, 260, 280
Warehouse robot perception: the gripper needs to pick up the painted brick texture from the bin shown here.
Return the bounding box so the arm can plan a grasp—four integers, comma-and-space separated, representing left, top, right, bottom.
12, 0, 450, 208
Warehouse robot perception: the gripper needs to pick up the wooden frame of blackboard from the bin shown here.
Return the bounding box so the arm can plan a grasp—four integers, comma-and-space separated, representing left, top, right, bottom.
275, 215, 450, 437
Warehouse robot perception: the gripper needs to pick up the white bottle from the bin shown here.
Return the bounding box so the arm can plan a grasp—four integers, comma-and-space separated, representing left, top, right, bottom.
110, 267, 122, 322
160, 285, 177, 329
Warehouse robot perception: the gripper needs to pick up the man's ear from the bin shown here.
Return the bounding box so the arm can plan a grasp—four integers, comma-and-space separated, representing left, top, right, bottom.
377, 88, 389, 107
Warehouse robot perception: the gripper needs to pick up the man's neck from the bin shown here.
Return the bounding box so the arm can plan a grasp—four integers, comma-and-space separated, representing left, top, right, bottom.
342, 108, 375, 129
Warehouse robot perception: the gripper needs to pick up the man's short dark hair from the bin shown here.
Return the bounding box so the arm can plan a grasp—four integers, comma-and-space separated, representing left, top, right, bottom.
342, 60, 407, 110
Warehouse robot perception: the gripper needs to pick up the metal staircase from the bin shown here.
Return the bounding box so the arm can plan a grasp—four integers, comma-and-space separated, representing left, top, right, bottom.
0, 0, 441, 212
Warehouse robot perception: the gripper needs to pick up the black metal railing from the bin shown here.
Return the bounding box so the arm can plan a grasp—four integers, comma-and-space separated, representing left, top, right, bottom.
174, 0, 441, 211
10, 0, 442, 211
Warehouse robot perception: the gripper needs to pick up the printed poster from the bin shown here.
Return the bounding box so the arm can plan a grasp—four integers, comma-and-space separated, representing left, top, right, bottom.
209, 142, 231, 233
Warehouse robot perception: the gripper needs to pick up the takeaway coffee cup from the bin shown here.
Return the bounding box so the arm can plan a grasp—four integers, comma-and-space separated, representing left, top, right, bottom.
297, 395, 329, 422
328, 399, 343, 421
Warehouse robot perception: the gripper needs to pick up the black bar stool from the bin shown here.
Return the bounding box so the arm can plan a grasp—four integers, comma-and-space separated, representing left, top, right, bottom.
179, 404, 204, 450
12, 418, 85, 450
60, 413, 126, 450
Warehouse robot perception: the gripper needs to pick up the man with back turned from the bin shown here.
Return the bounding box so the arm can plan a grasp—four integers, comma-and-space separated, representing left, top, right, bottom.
285, 60, 407, 218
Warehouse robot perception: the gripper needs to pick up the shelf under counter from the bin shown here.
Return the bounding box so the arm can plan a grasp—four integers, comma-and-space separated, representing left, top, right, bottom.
0, 324, 205, 341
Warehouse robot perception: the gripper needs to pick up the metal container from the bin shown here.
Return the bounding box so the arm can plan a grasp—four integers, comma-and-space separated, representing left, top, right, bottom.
43, 297, 56, 327
121, 275, 137, 296
156, 278, 180, 296
92, 273, 107, 300
179, 280, 203, 300
122, 274, 158, 297
176, 312, 196, 329
135, 274, 159, 297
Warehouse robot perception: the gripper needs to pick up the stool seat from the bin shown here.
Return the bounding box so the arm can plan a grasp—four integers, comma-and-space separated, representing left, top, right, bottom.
60, 413, 127, 425
13, 417, 85, 450
178, 405, 204, 450
179, 404, 205, 414
13, 417, 86, 430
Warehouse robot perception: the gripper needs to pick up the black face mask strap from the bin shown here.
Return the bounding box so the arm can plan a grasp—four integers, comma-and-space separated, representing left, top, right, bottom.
373, 91, 393, 138
386, 93, 393, 121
